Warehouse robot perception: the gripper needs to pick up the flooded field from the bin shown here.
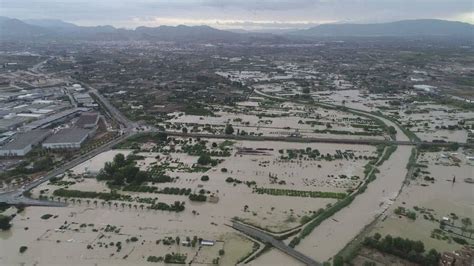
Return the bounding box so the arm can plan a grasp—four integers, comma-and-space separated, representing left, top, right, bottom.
289, 146, 412, 261
166, 100, 387, 140
372, 148, 474, 253
1, 137, 379, 264
0, 205, 253, 265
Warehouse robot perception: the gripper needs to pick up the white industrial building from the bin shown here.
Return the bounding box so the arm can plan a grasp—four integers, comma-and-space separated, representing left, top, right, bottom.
75, 112, 99, 129
0, 129, 51, 156
42, 128, 91, 150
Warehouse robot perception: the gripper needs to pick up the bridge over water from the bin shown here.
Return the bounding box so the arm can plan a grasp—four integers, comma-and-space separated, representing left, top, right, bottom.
232, 221, 320, 266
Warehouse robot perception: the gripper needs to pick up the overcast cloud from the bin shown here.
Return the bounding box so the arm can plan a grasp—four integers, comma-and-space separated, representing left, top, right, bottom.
1, 0, 473, 30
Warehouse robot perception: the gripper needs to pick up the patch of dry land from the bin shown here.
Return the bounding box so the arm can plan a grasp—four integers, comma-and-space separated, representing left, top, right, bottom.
0, 135, 378, 265
371, 147, 474, 253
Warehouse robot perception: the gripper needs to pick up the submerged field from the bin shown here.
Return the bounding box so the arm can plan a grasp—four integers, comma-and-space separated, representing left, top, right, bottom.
1, 135, 378, 265
165, 100, 387, 140
372, 148, 474, 252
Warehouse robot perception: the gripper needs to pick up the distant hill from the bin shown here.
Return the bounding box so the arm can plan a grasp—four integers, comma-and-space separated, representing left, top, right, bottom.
291, 19, 474, 37
134, 25, 239, 42
2, 17, 472, 42
24, 19, 78, 30
0, 16, 52, 39
0, 17, 273, 43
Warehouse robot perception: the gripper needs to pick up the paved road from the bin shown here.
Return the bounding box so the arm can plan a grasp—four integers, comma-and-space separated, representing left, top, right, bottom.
1, 193, 66, 207
152, 130, 473, 148
232, 221, 320, 266
30, 59, 49, 73
0, 132, 133, 205
77, 81, 136, 131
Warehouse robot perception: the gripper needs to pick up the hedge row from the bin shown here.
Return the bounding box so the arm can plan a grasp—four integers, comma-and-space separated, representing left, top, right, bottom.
254, 188, 346, 199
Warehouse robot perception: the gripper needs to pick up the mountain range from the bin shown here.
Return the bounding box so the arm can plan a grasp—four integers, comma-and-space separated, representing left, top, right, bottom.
292, 19, 474, 37
0, 17, 472, 42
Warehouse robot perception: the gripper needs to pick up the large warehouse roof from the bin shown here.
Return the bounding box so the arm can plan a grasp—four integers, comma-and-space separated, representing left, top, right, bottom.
75, 112, 99, 128
0, 129, 50, 150
43, 128, 90, 144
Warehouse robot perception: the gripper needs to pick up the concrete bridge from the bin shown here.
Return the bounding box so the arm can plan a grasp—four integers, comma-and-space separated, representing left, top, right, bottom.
232, 221, 320, 266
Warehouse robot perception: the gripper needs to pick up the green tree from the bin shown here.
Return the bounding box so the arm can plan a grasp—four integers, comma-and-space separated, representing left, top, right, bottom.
333, 255, 344, 266
19, 246, 28, 253
197, 154, 212, 165
224, 124, 234, 135
113, 153, 126, 168
461, 217, 472, 236
373, 233, 382, 241
425, 249, 440, 265
0, 215, 12, 230
412, 240, 425, 253
388, 126, 397, 135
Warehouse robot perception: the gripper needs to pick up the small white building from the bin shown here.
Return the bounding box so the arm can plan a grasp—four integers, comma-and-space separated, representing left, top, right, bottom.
200, 240, 215, 246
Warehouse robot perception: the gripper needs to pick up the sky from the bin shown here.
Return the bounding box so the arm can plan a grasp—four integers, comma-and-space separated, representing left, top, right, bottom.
1, 0, 473, 30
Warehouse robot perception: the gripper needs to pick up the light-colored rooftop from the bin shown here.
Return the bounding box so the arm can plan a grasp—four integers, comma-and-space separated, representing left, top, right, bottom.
0, 129, 50, 150
43, 128, 90, 144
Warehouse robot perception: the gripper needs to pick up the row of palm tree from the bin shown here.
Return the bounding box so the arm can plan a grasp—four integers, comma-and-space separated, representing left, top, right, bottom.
51, 196, 148, 210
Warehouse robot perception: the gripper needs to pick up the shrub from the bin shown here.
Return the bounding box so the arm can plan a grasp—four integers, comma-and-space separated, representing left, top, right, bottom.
189, 194, 207, 202
197, 154, 213, 165
224, 124, 234, 135
0, 215, 12, 230
333, 255, 344, 266
363, 234, 440, 265
40, 214, 53, 220
452, 237, 468, 245
53, 188, 127, 201
147, 255, 164, 262
19, 246, 28, 253
407, 211, 417, 220
200, 175, 209, 181
254, 187, 346, 199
